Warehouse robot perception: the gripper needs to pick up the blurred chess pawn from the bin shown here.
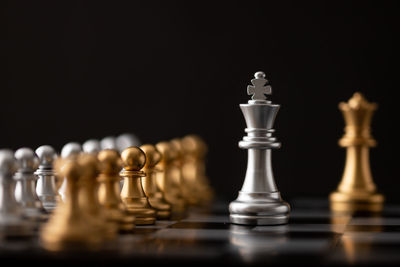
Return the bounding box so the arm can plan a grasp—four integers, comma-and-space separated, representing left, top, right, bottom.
120, 147, 156, 225
14, 148, 46, 220
100, 136, 118, 150
330, 93, 384, 213
77, 154, 117, 239
82, 139, 101, 154
35, 145, 60, 212
140, 144, 171, 219
97, 149, 136, 231
40, 156, 105, 250
0, 150, 33, 238
116, 133, 141, 153
181, 135, 214, 206
155, 142, 186, 213
58, 142, 82, 202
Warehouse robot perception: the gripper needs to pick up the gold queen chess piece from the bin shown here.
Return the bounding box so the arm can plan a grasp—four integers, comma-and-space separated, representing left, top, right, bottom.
140, 144, 171, 219
229, 71, 290, 225
120, 147, 156, 225
330, 92, 384, 213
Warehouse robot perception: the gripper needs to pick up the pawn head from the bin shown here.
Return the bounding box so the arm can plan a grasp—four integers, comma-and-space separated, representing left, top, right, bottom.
140, 144, 162, 169
35, 145, 57, 168
15, 147, 39, 172
120, 147, 146, 171
78, 154, 99, 179
156, 142, 178, 163
61, 142, 82, 158
181, 135, 208, 158
0, 149, 18, 176
83, 139, 101, 154
97, 149, 123, 175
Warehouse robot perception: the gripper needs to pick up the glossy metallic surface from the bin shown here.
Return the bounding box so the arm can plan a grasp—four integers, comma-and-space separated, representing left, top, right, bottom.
59, 142, 82, 202
330, 92, 384, 213
14, 147, 45, 219
82, 139, 101, 154
35, 145, 60, 212
229, 72, 290, 225
120, 147, 156, 225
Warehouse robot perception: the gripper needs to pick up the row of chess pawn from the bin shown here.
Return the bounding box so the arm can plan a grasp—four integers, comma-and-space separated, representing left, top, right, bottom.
0, 134, 213, 248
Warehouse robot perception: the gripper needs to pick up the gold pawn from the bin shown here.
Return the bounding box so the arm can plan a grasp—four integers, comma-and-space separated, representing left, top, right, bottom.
181, 135, 214, 205
330, 92, 384, 213
40, 156, 104, 250
120, 147, 156, 225
140, 144, 172, 219
155, 142, 186, 212
78, 154, 117, 239
97, 149, 136, 231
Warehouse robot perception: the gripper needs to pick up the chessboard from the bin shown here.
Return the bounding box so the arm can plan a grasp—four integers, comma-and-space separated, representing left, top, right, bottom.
1, 198, 400, 266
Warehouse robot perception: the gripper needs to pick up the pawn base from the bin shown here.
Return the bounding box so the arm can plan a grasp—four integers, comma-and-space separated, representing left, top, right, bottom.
330, 190, 384, 213
229, 191, 290, 226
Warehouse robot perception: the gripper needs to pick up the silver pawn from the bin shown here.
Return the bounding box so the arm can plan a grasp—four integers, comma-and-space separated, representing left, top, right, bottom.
83, 139, 101, 154
116, 133, 141, 153
35, 145, 60, 212
100, 136, 118, 150
14, 148, 45, 219
229, 71, 290, 225
0, 149, 33, 237
58, 142, 82, 202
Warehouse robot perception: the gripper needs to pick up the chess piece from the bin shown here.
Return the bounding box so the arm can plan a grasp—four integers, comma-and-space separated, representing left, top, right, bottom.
14, 148, 45, 219
330, 92, 384, 213
40, 156, 104, 250
100, 136, 117, 150
229, 71, 290, 225
155, 142, 186, 212
181, 135, 214, 205
83, 139, 101, 154
77, 154, 117, 239
58, 142, 82, 202
116, 133, 141, 153
97, 149, 136, 231
35, 145, 60, 212
0, 150, 33, 237
120, 147, 156, 225
140, 144, 171, 219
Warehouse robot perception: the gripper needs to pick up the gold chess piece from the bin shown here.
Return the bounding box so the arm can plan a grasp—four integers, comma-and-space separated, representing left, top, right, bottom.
77, 154, 117, 239
181, 135, 214, 206
120, 147, 156, 225
40, 156, 104, 250
155, 142, 186, 213
330, 92, 384, 213
140, 144, 171, 219
97, 149, 136, 231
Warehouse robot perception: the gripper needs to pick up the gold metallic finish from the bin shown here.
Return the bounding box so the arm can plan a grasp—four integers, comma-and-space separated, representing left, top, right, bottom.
140, 144, 171, 220
120, 147, 156, 225
330, 92, 384, 213
40, 156, 105, 250
181, 135, 214, 206
155, 142, 186, 213
77, 154, 117, 239
97, 149, 136, 232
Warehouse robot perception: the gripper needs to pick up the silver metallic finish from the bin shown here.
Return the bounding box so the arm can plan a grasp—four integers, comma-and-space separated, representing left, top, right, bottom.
83, 139, 101, 154
0, 150, 33, 237
59, 142, 82, 202
100, 136, 117, 150
229, 71, 290, 225
14, 148, 45, 219
116, 133, 141, 152
35, 145, 60, 212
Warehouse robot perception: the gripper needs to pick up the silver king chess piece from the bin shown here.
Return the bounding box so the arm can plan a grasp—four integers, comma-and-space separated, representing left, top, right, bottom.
229, 71, 290, 225
14, 147, 45, 219
35, 145, 60, 212
0, 149, 33, 237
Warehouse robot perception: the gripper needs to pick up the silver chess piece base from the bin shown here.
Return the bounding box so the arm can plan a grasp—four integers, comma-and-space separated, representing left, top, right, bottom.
229, 72, 290, 225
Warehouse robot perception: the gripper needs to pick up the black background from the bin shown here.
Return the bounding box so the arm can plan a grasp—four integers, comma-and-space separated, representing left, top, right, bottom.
3, 1, 399, 202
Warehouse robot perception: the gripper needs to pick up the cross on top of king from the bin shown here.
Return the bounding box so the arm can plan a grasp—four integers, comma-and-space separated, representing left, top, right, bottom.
247, 71, 272, 101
